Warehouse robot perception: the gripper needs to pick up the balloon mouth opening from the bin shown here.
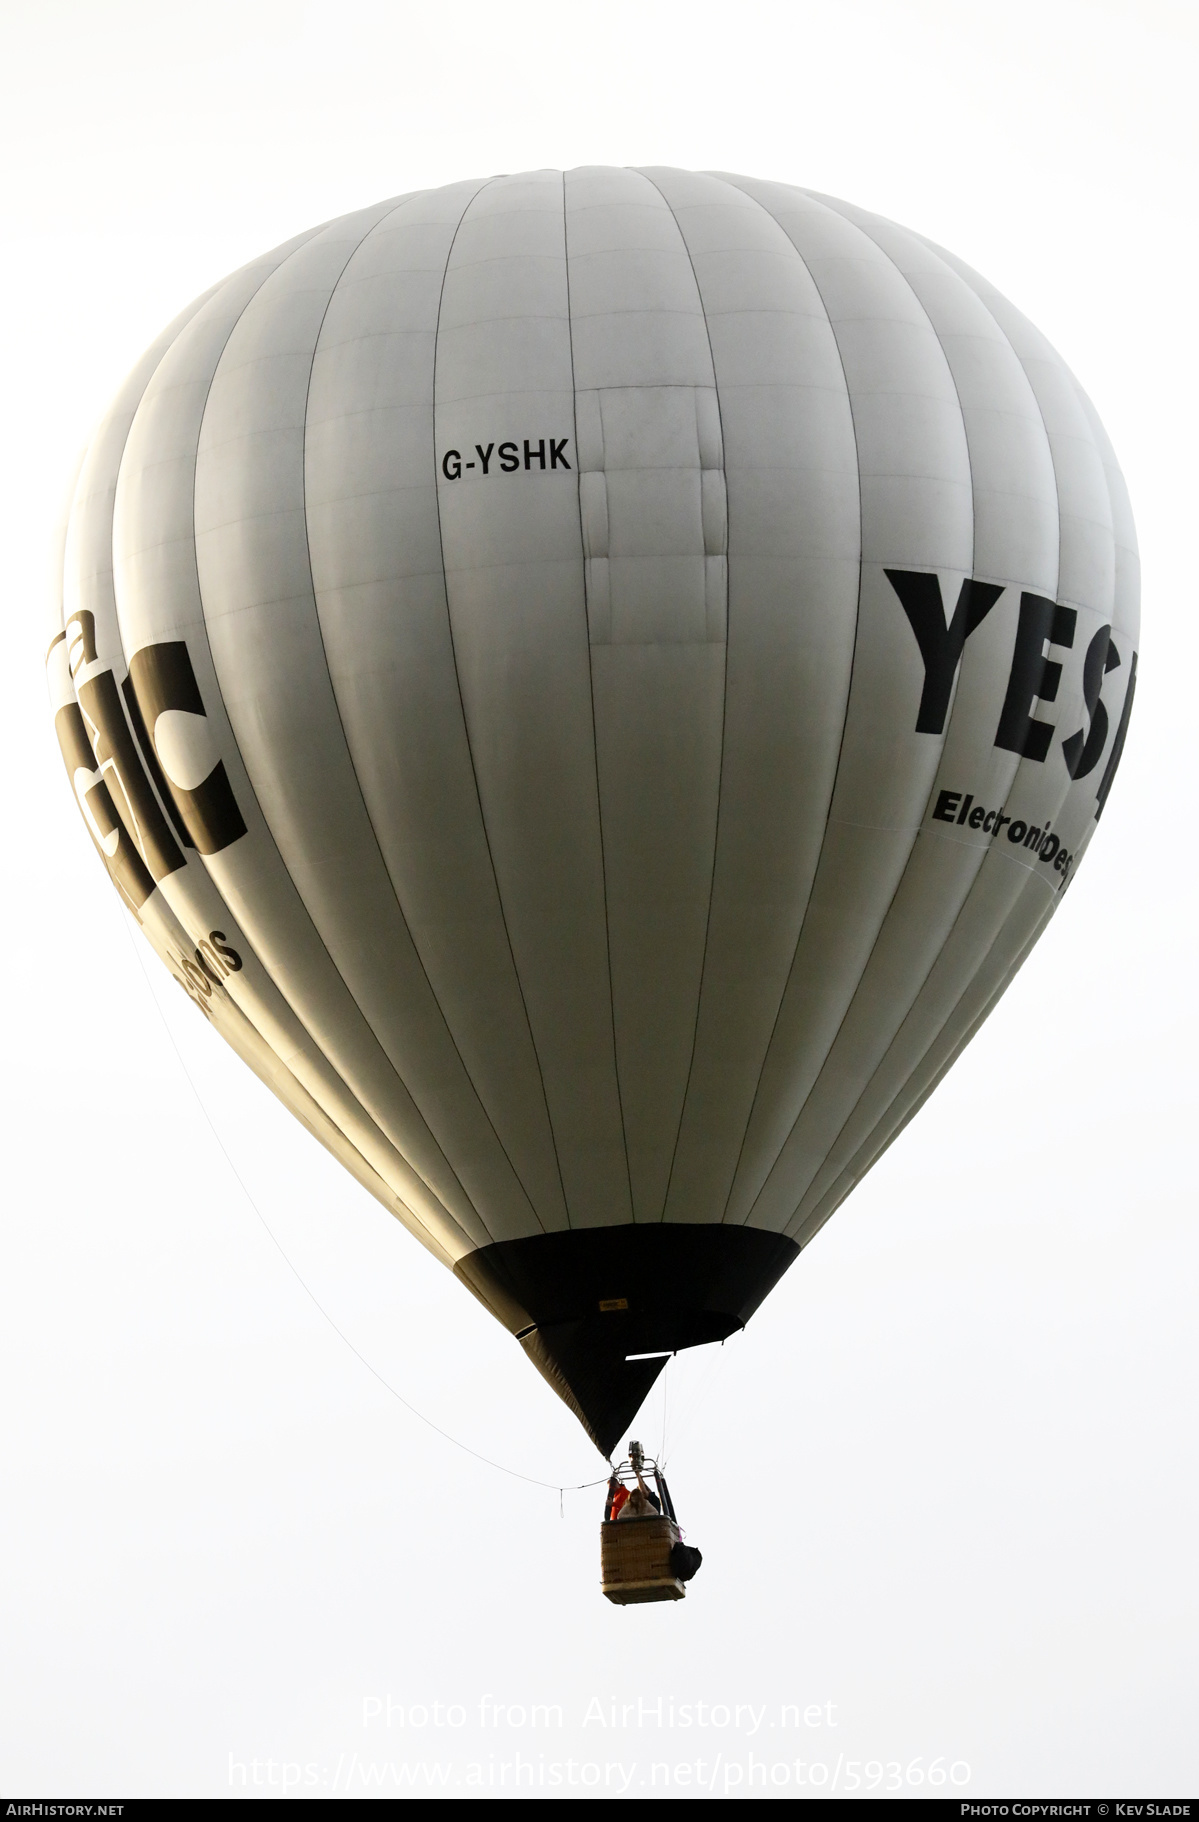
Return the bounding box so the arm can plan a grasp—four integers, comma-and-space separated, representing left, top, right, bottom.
454, 1224, 798, 1456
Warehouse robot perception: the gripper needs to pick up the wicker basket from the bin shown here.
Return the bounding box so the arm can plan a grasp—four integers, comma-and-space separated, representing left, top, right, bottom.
600, 1515, 686, 1604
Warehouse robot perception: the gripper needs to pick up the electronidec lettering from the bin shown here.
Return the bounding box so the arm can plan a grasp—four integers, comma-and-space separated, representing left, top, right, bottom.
930, 789, 1074, 882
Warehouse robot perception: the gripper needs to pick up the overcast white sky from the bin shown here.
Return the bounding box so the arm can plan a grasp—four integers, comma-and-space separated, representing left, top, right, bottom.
2, 0, 1196, 1800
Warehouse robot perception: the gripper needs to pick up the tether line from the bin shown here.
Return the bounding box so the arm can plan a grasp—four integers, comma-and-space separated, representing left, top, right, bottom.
120, 908, 608, 1502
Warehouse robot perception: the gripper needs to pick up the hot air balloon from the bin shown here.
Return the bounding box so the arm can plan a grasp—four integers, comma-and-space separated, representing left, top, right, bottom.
48, 168, 1138, 1463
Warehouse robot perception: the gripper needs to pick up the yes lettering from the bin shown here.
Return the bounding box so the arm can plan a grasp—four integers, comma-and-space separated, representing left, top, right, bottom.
888, 569, 1137, 870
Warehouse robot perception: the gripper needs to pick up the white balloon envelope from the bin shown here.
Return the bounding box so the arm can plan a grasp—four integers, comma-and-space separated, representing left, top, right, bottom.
48, 169, 1138, 1454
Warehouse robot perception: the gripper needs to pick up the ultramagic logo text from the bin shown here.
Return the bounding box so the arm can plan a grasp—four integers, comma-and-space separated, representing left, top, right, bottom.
888, 569, 1137, 885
